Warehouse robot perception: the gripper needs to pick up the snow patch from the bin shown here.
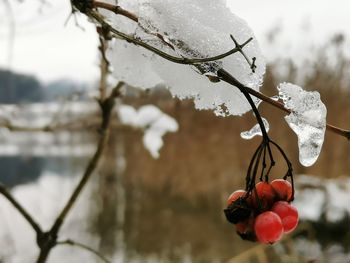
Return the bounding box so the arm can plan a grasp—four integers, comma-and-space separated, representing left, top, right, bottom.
117, 105, 178, 158
294, 175, 350, 223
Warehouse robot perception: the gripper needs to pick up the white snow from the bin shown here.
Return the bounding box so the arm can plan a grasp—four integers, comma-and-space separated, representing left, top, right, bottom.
108, 40, 163, 89
278, 82, 327, 167
107, 0, 266, 116
240, 117, 269, 140
117, 105, 178, 158
294, 175, 350, 223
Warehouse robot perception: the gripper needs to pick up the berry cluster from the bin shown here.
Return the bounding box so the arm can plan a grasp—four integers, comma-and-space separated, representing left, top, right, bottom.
224, 179, 299, 244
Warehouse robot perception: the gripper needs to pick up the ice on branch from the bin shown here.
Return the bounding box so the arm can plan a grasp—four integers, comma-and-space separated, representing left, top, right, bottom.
278, 83, 327, 167
117, 105, 178, 158
107, 0, 265, 116
240, 118, 270, 140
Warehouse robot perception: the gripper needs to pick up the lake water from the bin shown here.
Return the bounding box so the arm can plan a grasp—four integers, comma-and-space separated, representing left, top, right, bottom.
0, 128, 350, 263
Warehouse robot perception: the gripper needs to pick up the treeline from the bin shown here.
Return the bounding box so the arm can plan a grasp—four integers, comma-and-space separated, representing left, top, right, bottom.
0, 69, 90, 104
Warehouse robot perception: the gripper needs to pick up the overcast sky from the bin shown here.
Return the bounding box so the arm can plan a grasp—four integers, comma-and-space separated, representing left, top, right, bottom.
1, 0, 350, 83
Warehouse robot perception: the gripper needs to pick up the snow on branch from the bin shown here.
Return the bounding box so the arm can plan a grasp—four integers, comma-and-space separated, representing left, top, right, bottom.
100, 0, 265, 116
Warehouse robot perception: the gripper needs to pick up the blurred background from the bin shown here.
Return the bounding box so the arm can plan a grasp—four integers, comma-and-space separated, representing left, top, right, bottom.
0, 0, 350, 262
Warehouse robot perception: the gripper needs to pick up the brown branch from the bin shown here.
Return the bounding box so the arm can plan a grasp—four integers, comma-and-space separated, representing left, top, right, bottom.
87, 10, 253, 65
35, 32, 123, 261
78, 1, 350, 140
57, 239, 112, 263
0, 117, 96, 132
35, 83, 124, 263
93, 0, 138, 22
217, 70, 350, 140
0, 183, 42, 236
98, 29, 110, 100
49, 88, 123, 234
241, 86, 350, 140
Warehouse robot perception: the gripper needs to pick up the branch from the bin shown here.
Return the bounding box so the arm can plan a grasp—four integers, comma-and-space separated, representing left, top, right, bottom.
97, 27, 110, 100
93, 0, 138, 22
0, 117, 97, 132
237, 85, 350, 140
48, 86, 123, 238
81, 5, 350, 140
35, 83, 124, 262
87, 10, 253, 66
0, 183, 42, 236
56, 239, 111, 263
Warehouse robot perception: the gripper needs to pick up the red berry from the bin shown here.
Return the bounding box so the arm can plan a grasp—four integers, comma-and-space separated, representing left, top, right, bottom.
227, 190, 246, 206
251, 182, 276, 210
235, 216, 256, 242
254, 211, 283, 244
271, 201, 299, 234
271, 179, 293, 202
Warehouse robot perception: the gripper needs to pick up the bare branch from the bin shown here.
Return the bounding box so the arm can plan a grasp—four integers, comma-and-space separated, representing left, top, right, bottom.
57, 239, 111, 263
87, 10, 253, 65
93, 0, 138, 22
217, 70, 350, 140
81, 4, 350, 140
35, 82, 125, 262
97, 28, 110, 100
0, 183, 42, 236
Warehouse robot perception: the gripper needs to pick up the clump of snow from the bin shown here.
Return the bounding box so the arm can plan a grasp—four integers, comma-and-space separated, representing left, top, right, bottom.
240, 117, 269, 140
294, 175, 350, 223
117, 104, 178, 158
107, 0, 265, 116
294, 187, 325, 221
108, 40, 163, 89
278, 83, 327, 167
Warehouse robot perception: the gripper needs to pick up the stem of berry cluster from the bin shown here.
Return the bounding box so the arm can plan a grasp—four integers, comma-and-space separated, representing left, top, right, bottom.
217, 68, 294, 199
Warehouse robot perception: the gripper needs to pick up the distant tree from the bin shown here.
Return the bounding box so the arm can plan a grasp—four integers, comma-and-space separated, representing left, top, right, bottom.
0, 69, 44, 103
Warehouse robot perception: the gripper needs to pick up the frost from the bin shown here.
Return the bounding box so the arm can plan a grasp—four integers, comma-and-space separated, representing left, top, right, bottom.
278, 83, 327, 167
117, 105, 178, 158
240, 117, 269, 140
107, 0, 265, 116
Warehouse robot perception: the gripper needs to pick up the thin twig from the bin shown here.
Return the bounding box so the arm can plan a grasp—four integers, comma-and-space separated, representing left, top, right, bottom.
35, 35, 123, 262
93, 0, 138, 22
0, 183, 42, 236
83, 6, 350, 140
0, 117, 98, 132
98, 30, 110, 100
241, 86, 350, 140
57, 239, 112, 263
87, 10, 253, 65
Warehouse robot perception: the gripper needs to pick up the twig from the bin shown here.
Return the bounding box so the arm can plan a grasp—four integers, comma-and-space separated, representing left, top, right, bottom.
82, 6, 350, 140
35, 34, 123, 261
98, 29, 110, 100
93, 0, 138, 22
56, 239, 112, 263
230, 35, 256, 72
238, 86, 350, 140
0, 117, 97, 132
0, 183, 42, 236
87, 10, 253, 65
